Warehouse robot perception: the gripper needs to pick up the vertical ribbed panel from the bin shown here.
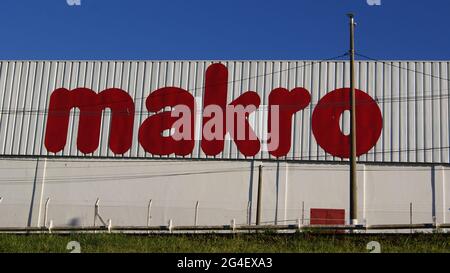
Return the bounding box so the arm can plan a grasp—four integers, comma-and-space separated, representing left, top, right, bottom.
0, 60, 449, 163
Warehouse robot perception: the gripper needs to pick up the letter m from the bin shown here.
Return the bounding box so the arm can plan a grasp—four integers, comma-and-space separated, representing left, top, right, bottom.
44, 88, 135, 154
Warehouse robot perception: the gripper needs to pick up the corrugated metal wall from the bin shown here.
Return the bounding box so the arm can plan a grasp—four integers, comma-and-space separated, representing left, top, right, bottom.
0, 61, 449, 163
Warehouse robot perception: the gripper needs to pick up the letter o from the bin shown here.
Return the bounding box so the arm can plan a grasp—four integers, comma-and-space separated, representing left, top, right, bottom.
312, 88, 382, 158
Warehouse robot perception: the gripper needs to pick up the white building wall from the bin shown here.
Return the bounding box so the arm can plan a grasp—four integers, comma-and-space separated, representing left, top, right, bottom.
1, 60, 449, 232
0, 157, 449, 231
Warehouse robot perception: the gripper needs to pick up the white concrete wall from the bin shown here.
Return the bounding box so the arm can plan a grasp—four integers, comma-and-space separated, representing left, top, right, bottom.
0, 157, 449, 231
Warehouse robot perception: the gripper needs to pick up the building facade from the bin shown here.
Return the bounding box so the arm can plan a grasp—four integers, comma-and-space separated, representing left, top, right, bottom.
0, 60, 449, 230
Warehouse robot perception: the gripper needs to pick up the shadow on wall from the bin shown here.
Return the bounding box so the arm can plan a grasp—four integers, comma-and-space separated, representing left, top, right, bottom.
68, 218, 81, 227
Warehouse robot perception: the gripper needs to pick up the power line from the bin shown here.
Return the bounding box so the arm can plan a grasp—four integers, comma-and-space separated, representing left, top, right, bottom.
0, 162, 448, 184
1, 84, 450, 115
0, 142, 449, 170
355, 53, 450, 82
2, 55, 450, 115
0, 54, 350, 112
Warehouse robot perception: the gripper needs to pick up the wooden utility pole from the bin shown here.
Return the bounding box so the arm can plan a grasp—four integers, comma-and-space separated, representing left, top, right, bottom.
348, 13, 358, 226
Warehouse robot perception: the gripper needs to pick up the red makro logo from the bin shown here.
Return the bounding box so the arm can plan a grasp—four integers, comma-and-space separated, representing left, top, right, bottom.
44, 63, 383, 158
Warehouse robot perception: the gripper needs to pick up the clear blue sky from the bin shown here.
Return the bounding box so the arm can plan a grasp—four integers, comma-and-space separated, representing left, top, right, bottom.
1, 0, 449, 60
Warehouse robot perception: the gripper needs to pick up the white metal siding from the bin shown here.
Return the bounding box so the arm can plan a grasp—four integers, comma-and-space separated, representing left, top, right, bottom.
0, 60, 449, 163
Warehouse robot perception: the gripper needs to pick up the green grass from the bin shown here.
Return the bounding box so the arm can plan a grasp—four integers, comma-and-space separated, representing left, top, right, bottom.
0, 233, 449, 253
